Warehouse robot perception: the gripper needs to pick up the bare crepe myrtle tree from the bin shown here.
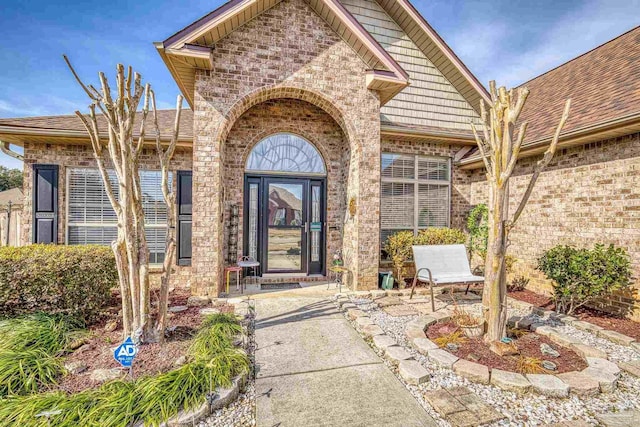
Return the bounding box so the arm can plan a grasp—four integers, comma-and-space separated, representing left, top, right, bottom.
470, 81, 571, 345
64, 55, 183, 343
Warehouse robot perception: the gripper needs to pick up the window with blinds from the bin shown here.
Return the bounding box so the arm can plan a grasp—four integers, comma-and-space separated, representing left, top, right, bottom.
67, 168, 171, 264
380, 153, 451, 257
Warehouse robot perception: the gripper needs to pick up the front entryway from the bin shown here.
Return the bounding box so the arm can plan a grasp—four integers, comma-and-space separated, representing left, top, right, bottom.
244, 175, 325, 275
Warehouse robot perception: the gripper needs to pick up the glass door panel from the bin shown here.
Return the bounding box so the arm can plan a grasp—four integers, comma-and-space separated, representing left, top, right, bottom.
266, 181, 305, 273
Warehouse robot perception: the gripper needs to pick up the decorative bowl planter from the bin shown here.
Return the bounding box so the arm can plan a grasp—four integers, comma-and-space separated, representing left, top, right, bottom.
460, 321, 485, 338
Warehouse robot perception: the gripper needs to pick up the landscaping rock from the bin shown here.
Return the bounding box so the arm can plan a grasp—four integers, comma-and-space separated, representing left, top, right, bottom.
90, 368, 124, 383
165, 403, 210, 427
630, 341, 640, 352
64, 361, 88, 375
370, 290, 386, 299
399, 360, 430, 385
405, 326, 426, 340
452, 359, 490, 384
586, 357, 620, 376
581, 368, 618, 393
76, 343, 94, 354
384, 346, 413, 363
548, 330, 581, 347
411, 337, 439, 354
406, 316, 437, 331
200, 307, 221, 316
104, 320, 118, 332
173, 355, 188, 367
372, 334, 396, 350
556, 371, 600, 397
346, 309, 366, 320
531, 325, 556, 337
168, 305, 188, 313
446, 343, 459, 352
597, 329, 636, 346
355, 316, 374, 328
427, 348, 459, 367
68, 337, 89, 350
490, 369, 531, 394
541, 361, 557, 371
340, 302, 357, 311
619, 360, 640, 377
571, 320, 603, 333
431, 310, 452, 323
187, 296, 211, 307
386, 290, 402, 297
455, 392, 506, 424
361, 324, 384, 337
541, 343, 560, 358
570, 343, 607, 359
354, 290, 371, 298
595, 409, 640, 427
526, 374, 570, 398
423, 389, 466, 416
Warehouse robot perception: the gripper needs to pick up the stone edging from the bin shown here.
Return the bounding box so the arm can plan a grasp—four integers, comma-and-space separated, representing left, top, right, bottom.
162, 298, 254, 427
335, 291, 640, 398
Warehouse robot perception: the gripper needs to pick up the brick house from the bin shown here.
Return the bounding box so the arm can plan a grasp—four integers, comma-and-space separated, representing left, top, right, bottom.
0, 1, 638, 316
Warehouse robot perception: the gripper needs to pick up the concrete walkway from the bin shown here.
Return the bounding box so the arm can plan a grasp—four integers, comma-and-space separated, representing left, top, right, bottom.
254, 295, 438, 427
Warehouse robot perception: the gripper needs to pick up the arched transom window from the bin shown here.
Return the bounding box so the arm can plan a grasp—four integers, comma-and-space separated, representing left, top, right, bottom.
246, 133, 326, 175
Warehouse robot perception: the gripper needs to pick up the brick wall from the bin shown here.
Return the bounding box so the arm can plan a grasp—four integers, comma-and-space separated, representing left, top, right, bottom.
223, 98, 349, 271
191, 0, 381, 294
466, 132, 640, 319
22, 141, 193, 288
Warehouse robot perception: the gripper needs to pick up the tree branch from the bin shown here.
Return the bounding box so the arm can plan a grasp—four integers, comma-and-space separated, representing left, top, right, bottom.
510, 99, 571, 226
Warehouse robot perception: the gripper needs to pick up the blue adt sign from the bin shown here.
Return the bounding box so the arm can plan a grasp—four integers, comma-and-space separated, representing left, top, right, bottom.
113, 337, 138, 368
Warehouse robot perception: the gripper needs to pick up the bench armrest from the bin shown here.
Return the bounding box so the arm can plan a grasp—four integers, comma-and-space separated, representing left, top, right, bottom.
414, 267, 433, 282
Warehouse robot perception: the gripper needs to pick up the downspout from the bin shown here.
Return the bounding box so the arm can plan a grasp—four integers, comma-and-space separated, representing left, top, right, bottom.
0, 140, 24, 161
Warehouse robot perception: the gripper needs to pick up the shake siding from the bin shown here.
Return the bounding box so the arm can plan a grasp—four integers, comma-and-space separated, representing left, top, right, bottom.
341, 0, 481, 130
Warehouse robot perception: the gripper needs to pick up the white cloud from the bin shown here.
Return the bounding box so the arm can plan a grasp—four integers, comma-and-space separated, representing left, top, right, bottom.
449, 0, 640, 88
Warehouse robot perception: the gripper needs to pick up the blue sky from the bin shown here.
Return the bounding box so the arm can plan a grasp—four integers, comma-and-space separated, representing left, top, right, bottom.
0, 0, 638, 169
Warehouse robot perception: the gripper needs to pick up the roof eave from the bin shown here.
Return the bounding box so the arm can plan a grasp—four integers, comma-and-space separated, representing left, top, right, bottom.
458, 112, 640, 169
0, 124, 193, 147
380, 123, 476, 144
155, 42, 196, 110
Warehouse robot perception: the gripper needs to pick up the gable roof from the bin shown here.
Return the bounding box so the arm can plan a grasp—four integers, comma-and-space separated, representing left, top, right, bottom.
460, 25, 640, 169
0, 110, 194, 146
156, 0, 409, 106
155, 0, 490, 111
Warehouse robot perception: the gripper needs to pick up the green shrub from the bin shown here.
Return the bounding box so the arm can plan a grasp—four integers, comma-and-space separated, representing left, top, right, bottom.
383, 230, 415, 286
538, 244, 632, 315
414, 227, 467, 246
0, 245, 117, 322
0, 313, 250, 427
466, 204, 488, 260
383, 228, 467, 286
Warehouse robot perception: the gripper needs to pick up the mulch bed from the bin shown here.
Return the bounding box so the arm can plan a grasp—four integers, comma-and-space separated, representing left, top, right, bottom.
508, 289, 640, 342
53, 289, 233, 394
427, 321, 587, 374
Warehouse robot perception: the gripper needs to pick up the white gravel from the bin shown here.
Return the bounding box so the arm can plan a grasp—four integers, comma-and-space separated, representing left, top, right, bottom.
345, 296, 640, 427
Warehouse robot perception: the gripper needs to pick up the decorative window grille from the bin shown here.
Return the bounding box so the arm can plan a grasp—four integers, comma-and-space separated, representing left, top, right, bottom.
67, 168, 171, 264
246, 133, 326, 174
380, 153, 451, 253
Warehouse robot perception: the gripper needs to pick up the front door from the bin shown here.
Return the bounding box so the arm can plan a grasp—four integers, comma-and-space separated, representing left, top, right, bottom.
244, 175, 325, 275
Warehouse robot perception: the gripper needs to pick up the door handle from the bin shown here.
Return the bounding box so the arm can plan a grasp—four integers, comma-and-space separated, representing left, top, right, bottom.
304, 222, 309, 233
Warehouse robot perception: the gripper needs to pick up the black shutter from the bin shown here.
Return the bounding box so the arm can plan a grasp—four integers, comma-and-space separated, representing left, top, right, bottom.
32, 164, 58, 244
176, 171, 192, 266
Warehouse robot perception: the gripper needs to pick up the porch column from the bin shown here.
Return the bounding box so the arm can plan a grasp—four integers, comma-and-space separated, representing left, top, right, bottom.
343, 108, 381, 291
191, 94, 226, 296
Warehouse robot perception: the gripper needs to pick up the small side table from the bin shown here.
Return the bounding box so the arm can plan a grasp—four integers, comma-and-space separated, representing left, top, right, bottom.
327, 265, 349, 293
225, 266, 243, 294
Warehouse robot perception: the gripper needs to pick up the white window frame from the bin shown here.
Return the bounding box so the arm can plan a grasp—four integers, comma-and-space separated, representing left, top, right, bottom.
65, 167, 170, 266
380, 153, 452, 238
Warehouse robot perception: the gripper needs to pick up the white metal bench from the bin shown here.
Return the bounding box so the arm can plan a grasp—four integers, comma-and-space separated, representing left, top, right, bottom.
409, 244, 484, 311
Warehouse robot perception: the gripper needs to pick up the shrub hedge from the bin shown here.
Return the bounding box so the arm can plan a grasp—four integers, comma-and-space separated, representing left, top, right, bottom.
538, 243, 632, 315
0, 245, 117, 322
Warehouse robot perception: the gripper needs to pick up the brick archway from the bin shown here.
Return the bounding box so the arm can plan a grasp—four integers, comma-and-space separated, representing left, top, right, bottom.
217, 85, 356, 147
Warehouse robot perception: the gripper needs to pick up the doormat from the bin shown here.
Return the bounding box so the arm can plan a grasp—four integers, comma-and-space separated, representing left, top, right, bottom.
261, 282, 302, 290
